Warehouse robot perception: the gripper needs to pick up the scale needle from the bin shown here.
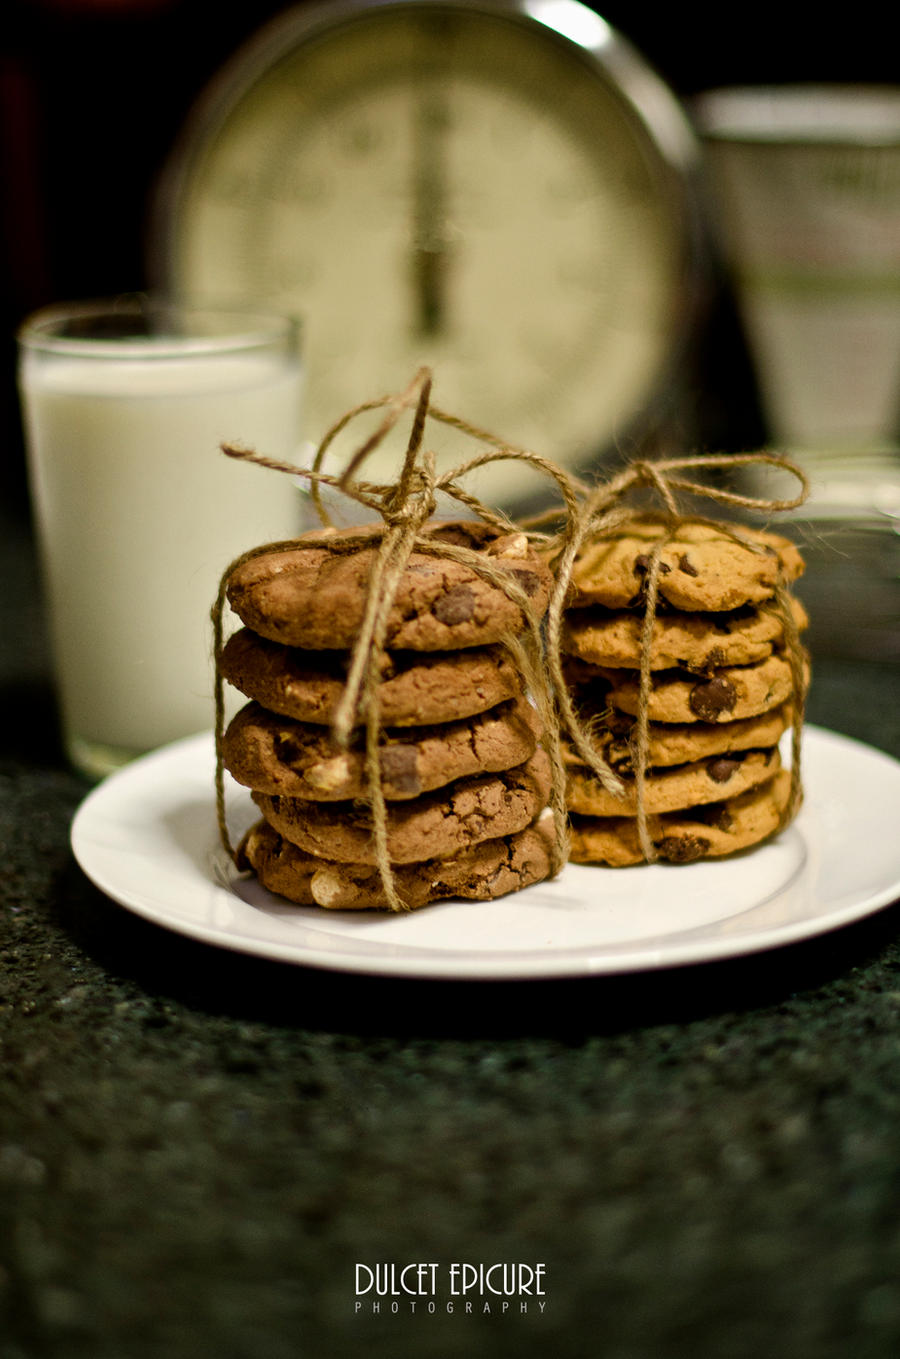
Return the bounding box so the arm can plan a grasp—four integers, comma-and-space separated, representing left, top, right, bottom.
411, 80, 453, 338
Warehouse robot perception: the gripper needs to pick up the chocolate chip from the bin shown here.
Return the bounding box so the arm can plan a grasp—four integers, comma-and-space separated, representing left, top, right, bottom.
609, 742, 634, 772
379, 744, 421, 795
433, 584, 475, 625
678, 554, 699, 576
695, 803, 735, 831
707, 605, 753, 638
707, 755, 742, 783
275, 734, 305, 767
689, 675, 737, 721
698, 646, 727, 673
633, 554, 670, 575
508, 567, 540, 597
432, 523, 487, 550
657, 834, 709, 863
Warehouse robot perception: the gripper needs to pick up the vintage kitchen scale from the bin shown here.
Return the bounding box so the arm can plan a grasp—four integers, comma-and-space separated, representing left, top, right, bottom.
152, 0, 704, 504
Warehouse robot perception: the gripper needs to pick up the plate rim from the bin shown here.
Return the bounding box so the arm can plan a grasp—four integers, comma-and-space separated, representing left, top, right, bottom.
69, 724, 900, 980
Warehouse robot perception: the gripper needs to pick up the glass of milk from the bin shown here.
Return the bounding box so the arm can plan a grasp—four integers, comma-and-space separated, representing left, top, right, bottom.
17, 297, 306, 779
694, 86, 900, 513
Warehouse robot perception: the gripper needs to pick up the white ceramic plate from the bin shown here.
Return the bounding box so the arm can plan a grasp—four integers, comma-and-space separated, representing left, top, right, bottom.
70, 725, 900, 979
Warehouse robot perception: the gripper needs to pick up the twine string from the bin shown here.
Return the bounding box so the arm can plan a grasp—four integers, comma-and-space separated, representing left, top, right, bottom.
634, 535, 672, 863
345, 385, 442, 910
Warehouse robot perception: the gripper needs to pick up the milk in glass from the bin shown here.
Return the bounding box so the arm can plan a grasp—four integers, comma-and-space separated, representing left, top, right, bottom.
19, 335, 305, 774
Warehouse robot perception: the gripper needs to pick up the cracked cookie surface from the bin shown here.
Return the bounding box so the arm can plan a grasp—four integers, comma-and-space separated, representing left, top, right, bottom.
252, 748, 552, 864
223, 696, 542, 800
219, 630, 524, 726
237, 819, 556, 910
226, 520, 551, 650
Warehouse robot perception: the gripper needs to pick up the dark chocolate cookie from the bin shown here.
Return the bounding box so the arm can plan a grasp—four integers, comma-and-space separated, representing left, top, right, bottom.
226, 521, 551, 650
219, 630, 525, 727
237, 819, 556, 910
223, 696, 541, 800
252, 749, 551, 864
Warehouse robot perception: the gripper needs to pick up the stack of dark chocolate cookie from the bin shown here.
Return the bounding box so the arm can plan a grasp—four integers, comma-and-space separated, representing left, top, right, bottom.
219, 521, 557, 909
559, 517, 808, 865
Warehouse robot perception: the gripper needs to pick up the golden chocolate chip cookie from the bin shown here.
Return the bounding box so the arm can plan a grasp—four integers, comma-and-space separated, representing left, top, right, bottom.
569, 768, 793, 866
567, 747, 781, 816
567, 517, 804, 612
562, 597, 807, 672
568, 703, 794, 771
576, 652, 805, 724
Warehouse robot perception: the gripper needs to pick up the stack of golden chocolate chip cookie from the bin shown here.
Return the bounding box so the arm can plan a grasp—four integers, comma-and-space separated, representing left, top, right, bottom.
219, 521, 557, 909
560, 517, 808, 865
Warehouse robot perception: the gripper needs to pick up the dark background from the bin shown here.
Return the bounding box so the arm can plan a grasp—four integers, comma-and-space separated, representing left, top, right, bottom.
1, 16, 898, 1356
1, 0, 894, 509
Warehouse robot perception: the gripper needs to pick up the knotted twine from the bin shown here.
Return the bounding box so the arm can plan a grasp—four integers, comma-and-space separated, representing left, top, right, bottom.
212, 366, 595, 911
537, 452, 810, 863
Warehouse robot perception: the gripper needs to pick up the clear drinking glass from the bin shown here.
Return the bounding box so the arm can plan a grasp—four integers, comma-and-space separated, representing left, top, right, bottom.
695, 89, 900, 660
17, 297, 305, 779
695, 85, 900, 513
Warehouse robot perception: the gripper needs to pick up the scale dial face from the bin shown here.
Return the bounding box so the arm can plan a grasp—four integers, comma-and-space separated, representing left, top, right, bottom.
156, 0, 699, 497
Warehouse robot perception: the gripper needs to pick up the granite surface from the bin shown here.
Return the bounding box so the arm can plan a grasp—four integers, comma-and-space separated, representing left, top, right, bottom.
2, 506, 900, 1359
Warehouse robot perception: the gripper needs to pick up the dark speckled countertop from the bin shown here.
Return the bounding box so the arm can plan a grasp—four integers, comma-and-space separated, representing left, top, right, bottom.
2, 504, 899, 1359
